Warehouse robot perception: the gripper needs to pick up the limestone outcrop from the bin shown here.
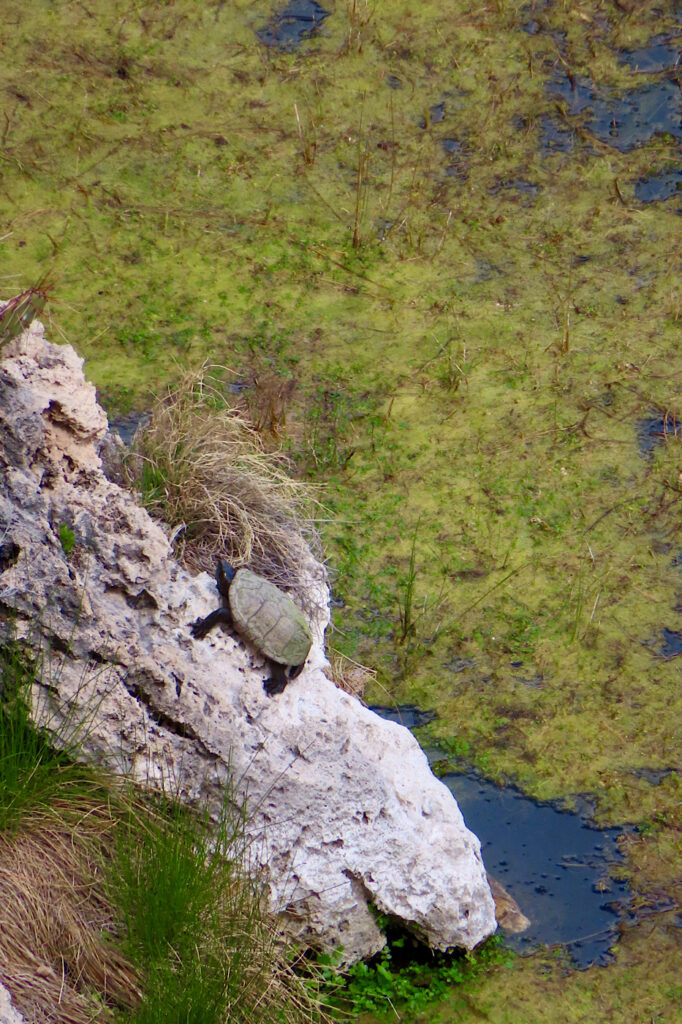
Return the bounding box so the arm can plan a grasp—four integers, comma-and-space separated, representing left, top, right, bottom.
0, 981, 24, 1024
0, 320, 496, 962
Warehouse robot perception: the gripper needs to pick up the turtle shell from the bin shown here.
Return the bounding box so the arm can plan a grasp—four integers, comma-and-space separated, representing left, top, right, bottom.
229, 568, 312, 667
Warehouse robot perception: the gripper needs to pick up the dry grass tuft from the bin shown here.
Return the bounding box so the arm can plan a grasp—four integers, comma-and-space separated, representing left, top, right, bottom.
127, 368, 325, 603
327, 650, 376, 698
0, 801, 139, 1024
0, 791, 332, 1024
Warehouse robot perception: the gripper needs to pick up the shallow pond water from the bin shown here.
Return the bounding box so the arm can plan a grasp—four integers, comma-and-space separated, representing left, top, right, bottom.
618, 35, 681, 73
371, 707, 632, 968
658, 627, 682, 659
546, 74, 682, 152
634, 168, 682, 204
368, 704, 437, 729
256, 0, 330, 50
637, 412, 681, 455
441, 772, 630, 968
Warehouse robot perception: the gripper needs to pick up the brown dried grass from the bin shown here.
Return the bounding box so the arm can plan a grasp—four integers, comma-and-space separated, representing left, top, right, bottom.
327, 650, 376, 698
128, 368, 325, 604
0, 790, 332, 1024
0, 799, 139, 1024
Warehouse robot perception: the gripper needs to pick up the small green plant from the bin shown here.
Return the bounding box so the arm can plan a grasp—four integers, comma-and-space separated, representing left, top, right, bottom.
294, 102, 317, 166
397, 522, 420, 643
0, 642, 92, 833
352, 139, 371, 250
344, 0, 375, 54
58, 522, 76, 556
110, 795, 238, 1024
326, 935, 513, 1016
420, 334, 471, 393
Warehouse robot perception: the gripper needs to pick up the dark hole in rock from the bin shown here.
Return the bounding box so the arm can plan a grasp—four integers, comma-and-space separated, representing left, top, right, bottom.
442, 772, 631, 968
368, 704, 437, 730
637, 412, 680, 456
256, 0, 330, 51
0, 542, 21, 572
634, 169, 682, 204
658, 627, 682, 659
125, 589, 159, 611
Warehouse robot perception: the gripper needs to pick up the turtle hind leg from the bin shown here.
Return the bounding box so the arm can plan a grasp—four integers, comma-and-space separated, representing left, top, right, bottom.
191, 607, 234, 639
264, 661, 290, 696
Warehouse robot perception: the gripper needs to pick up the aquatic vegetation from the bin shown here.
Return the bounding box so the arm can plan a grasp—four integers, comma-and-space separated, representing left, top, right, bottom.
1, 0, 680, 1020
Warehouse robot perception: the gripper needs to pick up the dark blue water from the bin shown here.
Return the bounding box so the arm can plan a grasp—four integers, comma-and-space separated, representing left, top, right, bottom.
370, 706, 632, 967
546, 74, 682, 152
635, 169, 682, 204
637, 413, 681, 456
619, 36, 681, 73
443, 773, 630, 967
368, 704, 436, 729
256, 0, 329, 50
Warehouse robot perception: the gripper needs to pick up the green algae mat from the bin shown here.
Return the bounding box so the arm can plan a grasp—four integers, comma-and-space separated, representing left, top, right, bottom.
1, 0, 680, 1020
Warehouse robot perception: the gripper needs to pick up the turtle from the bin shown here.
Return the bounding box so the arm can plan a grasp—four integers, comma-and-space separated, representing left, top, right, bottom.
191, 560, 313, 696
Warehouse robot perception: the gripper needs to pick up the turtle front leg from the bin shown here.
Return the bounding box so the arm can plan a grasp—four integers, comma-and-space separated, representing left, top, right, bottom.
191, 607, 234, 639
264, 661, 290, 696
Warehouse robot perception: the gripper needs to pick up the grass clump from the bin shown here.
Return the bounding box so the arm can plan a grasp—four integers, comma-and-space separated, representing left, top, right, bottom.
109, 793, 321, 1024
0, 805, 140, 1024
0, 642, 95, 835
128, 367, 323, 600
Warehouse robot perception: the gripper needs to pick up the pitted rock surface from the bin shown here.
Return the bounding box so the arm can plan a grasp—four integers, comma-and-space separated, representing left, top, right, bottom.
0, 319, 496, 962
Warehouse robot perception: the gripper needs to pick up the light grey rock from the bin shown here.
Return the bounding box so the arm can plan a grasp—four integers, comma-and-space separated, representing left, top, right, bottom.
0, 981, 24, 1024
0, 320, 496, 963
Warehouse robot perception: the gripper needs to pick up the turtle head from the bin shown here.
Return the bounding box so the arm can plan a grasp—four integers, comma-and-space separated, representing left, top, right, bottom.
216, 560, 236, 596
